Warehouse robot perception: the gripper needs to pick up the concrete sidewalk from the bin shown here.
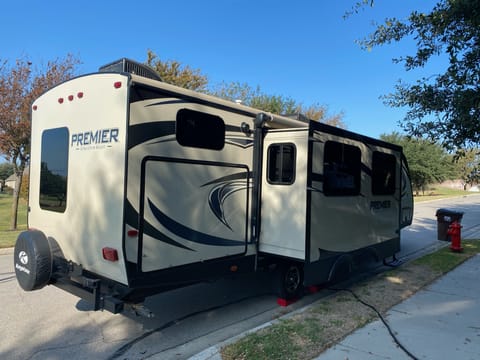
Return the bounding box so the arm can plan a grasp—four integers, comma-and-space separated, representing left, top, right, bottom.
316, 254, 480, 360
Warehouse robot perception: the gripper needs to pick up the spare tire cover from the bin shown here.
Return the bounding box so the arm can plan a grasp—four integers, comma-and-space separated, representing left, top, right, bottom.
14, 230, 52, 291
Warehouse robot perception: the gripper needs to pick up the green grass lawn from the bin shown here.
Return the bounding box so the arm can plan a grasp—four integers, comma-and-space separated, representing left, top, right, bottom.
0, 193, 27, 248
414, 186, 475, 203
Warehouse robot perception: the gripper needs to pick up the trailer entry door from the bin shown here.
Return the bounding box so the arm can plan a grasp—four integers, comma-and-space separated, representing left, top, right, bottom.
259, 130, 309, 260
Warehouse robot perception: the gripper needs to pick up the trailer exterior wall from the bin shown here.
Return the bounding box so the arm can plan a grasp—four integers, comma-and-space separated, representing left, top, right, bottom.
29, 73, 130, 285
304, 122, 404, 284
124, 81, 258, 284
308, 130, 401, 255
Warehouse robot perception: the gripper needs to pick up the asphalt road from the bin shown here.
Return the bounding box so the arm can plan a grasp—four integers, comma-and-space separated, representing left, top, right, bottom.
1, 194, 479, 360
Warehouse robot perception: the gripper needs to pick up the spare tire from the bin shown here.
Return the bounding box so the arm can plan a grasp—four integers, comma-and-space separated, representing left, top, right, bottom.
14, 230, 52, 291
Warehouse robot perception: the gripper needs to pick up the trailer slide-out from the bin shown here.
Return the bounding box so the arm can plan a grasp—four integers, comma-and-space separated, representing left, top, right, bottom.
14, 59, 413, 313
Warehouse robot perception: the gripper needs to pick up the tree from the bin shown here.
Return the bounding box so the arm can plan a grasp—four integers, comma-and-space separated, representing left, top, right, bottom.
146, 50, 208, 92
360, 0, 480, 151
145, 51, 345, 127
381, 132, 454, 194
454, 148, 480, 189
0, 162, 14, 180
0, 55, 79, 229
0, 162, 13, 193
211, 81, 346, 127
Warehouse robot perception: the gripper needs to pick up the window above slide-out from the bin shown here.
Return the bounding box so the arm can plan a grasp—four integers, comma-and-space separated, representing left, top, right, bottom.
176, 108, 225, 150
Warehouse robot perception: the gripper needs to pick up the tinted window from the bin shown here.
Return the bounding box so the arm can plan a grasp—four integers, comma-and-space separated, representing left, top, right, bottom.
176, 108, 225, 150
267, 144, 296, 185
40, 127, 69, 212
372, 152, 396, 195
323, 141, 361, 196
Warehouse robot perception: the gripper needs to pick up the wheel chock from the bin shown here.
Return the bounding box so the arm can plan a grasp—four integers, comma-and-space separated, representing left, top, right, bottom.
277, 298, 298, 307
307, 285, 322, 294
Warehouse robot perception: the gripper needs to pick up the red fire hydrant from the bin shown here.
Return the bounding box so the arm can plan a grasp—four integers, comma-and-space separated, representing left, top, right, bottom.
448, 221, 463, 252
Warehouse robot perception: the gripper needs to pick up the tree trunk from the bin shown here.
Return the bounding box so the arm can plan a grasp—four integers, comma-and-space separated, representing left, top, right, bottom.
10, 170, 23, 230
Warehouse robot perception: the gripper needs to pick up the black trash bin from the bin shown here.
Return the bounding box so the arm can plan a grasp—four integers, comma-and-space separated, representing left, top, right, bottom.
435, 208, 464, 241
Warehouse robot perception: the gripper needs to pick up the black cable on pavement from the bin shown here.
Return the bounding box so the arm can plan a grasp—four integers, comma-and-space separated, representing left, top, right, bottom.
107, 293, 269, 360
328, 287, 419, 360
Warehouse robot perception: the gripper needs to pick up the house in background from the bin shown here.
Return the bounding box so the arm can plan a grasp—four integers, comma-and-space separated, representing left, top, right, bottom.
4, 174, 16, 189
3, 167, 29, 190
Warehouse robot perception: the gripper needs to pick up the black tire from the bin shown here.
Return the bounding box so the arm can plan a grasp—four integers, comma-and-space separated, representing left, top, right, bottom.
274, 262, 304, 300
14, 230, 52, 291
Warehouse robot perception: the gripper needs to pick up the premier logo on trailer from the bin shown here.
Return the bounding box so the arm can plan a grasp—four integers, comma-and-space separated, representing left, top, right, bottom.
71, 128, 119, 150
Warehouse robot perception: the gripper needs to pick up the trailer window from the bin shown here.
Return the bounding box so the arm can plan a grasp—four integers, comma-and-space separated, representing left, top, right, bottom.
40, 127, 69, 212
176, 108, 225, 150
372, 152, 396, 195
267, 143, 296, 185
323, 141, 360, 196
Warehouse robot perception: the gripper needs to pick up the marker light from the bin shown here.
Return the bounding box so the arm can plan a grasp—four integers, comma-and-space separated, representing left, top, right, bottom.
77, 92, 84, 99
58, 98, 64, 104
32, 105, 38, 111
68, 95, 74, 101
114, 81, 122, 89
127, 230, 139, 237
102, 247, 119, 262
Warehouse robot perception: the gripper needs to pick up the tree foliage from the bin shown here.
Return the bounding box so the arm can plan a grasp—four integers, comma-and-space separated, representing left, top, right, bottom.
210, 81, 346, 127
362, 0, 480, 150
146, 50, 208, 92
0, 162, 14, 180
146, 51, 345, 127
453, 148, 480, 188
381, 132, 454, 194
0, 54, 79, 229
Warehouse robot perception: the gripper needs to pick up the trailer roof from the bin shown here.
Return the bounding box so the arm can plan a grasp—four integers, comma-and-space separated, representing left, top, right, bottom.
129, 74, 309, 129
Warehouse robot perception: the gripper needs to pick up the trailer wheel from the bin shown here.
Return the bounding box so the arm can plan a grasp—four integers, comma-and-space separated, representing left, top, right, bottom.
13, 230, 52, 291
274, 262, 304, 300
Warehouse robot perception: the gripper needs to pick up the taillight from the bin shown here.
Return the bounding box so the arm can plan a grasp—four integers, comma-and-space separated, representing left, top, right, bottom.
56, 91, 85, 105
102, 247, 119, 262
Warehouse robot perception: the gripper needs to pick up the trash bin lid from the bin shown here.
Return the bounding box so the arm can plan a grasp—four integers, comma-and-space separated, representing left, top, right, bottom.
435, 208, 464, 216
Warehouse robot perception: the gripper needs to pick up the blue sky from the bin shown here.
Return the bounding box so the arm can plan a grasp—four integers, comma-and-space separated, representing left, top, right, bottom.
2, 0, 443, 140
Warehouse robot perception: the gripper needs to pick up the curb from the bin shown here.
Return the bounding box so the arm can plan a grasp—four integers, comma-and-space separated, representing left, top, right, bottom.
0, 247, 14, 255
188, 319, 277, 360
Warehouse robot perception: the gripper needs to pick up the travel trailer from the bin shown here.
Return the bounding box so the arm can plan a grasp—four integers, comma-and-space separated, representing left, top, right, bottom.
14, 59, 413, 314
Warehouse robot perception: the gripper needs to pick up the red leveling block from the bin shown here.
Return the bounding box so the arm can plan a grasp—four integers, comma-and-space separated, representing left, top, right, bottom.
277, 298, 298, 307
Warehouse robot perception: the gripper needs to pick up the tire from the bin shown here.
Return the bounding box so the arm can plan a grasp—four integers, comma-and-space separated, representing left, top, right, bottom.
14, 230, 52, 291
274, 262, 304, 300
